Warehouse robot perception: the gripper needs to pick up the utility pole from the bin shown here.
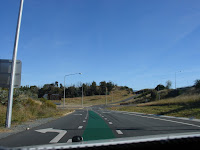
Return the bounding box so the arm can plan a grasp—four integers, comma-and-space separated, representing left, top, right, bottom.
6, 0, 24, 128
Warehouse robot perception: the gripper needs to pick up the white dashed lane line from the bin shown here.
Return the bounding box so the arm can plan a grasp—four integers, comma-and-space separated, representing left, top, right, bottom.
109, 122, 113, 124
116, 130, 123, 135
83, 120, 86, 122
78, 126, 83, 129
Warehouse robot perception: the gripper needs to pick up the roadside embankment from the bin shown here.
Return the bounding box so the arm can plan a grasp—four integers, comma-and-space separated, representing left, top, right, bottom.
0, 98, 73, 132
108, 94, 200, 119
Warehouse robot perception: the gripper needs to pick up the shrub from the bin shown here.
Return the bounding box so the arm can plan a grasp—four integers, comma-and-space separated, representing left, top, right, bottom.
43, 100, 56, 109
39, 98, 56, 109
0, 88, 8, 105
194, 80, 200, 89
150, 90, 158, 101
155, 84, 165, 91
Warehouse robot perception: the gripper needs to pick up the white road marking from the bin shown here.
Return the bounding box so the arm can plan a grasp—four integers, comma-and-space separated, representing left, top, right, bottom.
83, 120, 86, 122
78, 126, 83, 129
67, 139, 72, 143
128, 113, 200, 128
109, 122, 113, 124
35, 128, 67, 143
105, 118, 107, 120
116, 130, 123, 134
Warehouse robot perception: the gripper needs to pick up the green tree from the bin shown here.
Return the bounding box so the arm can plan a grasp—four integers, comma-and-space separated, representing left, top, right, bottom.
106, 81, 114, 92
90, 81, 97, 95
60, 83, 63, 88
155, 84, 165, 91
194, 79, 200, 89
55, 81, 59, 87
30, 85, 39, 94
166, 80, 172, 89
100, 81, 107, 95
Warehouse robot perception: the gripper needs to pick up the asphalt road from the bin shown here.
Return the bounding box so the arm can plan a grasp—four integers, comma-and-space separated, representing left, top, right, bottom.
109, 95, 136, 104
1, 106, 200, 148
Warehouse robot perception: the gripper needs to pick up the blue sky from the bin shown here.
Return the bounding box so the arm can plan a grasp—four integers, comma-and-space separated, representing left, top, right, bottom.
1, 0, 200, 90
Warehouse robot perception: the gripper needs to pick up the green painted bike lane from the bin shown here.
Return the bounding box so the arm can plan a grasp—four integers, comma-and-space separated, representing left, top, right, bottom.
82, 110, 115, 141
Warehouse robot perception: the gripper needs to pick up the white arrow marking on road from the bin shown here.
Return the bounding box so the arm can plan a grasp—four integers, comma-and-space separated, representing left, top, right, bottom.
35, 128, 67, 143
67, 139, 72, 143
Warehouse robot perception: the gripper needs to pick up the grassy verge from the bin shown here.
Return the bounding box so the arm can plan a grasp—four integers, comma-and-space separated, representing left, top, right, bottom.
108, 94, 200, 119
0, 98, 73, 128
52, 89, 134, 106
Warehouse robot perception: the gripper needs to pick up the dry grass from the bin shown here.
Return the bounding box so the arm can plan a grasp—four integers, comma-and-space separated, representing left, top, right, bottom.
108, 94, 200, 119
0, 98, 73, 128
138, 94, 200, 107
52, 89, 134, 106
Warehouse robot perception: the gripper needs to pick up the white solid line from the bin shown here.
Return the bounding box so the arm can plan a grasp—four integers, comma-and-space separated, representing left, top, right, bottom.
67, 139, 72, 143
109, 122, 113, 124
116, 130, 123, 134
129, 113, 200, 128
78, 126, 83, 129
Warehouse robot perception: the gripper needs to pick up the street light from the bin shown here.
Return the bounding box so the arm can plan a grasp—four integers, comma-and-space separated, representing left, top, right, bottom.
106, 87, 107, 105
175, 71, 181, 89
81, 84, 83, 107
63, 73, 82, 107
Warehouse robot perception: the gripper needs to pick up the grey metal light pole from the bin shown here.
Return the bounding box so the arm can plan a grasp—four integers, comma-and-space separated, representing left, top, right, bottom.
112, 91, 113, 102
106, 87, 107, 105
81, 85, 83, 107
175, 71, 181, 89
6, 0, 24, 128
63, 73, 82, 107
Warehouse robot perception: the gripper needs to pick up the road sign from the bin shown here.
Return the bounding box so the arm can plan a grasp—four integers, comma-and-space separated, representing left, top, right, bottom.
0, 59, 22, 88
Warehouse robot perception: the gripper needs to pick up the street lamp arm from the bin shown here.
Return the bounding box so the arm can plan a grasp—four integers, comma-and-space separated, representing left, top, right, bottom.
64, 73, 82, 78
63, 72, 82, 107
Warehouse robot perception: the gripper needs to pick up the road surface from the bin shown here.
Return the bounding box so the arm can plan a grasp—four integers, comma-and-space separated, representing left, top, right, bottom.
0, 106, 200, 148
109, 95, 136, 104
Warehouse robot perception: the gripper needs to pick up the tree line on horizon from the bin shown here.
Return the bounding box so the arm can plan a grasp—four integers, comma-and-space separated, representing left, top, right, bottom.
19, 81, 133, 98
